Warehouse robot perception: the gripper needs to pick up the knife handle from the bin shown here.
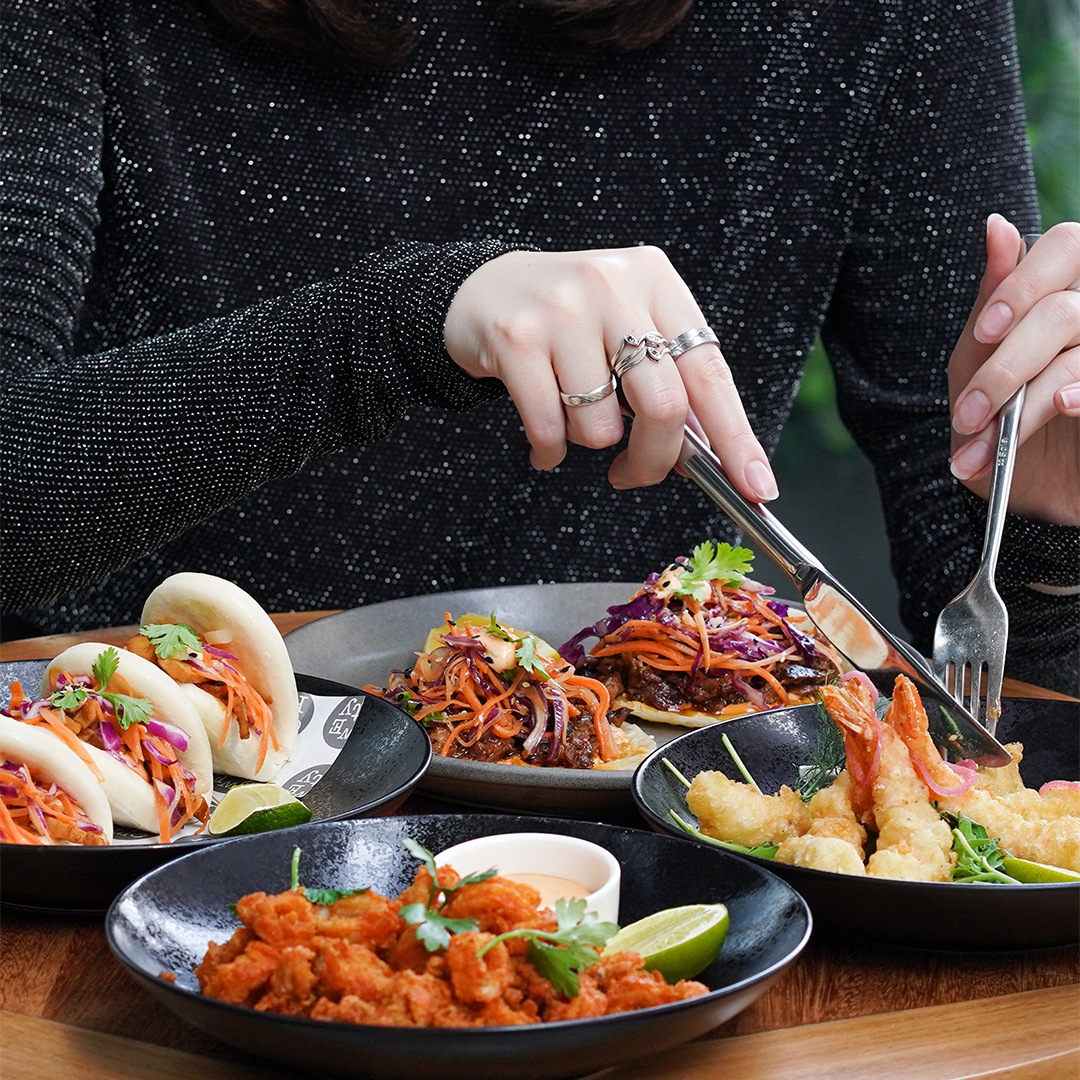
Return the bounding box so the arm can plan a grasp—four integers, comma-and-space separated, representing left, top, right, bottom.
678, 426, 825, 587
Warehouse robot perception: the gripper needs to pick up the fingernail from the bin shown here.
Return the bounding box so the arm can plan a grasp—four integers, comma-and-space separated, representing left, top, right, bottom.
953, 389, 991, 435
745, 460, 778, 502
1059, 386, 1080, 415
986, 212, 1006, 237
974, 300, 1013, 343
950, 440, 992, 481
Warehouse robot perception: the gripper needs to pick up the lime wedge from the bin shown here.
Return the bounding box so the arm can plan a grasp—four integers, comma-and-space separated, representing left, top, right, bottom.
208, 783, 312, 837
601, 903, 729, 982
1001, 856, 1080, 884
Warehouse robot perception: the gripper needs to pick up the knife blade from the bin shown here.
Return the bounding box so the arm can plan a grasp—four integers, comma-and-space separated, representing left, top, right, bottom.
677, 425, 1011, 766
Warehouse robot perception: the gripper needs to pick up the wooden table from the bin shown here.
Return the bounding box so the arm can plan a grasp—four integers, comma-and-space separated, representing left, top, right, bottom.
2, 614, 1078, 1080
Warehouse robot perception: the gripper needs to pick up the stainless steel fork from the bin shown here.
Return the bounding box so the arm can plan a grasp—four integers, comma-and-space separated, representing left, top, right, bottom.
932, 384, 1025, 735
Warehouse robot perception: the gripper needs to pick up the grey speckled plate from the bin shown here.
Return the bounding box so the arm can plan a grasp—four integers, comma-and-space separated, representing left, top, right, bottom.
285, 582, 686, 816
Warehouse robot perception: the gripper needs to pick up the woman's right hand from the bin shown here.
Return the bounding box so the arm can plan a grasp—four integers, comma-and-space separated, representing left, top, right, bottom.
443, 246, 779, 502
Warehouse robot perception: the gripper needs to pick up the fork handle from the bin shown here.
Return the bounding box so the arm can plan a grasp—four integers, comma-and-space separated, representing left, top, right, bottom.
979, 384, 1025, 581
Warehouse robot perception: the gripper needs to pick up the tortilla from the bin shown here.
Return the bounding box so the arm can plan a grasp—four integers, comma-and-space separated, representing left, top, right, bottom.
42, 642, 214, 832
139, 572, 299, 781
0, 714, 114, 843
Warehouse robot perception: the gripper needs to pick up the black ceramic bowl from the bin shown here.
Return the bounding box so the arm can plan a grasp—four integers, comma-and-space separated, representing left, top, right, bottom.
632, 697, 1080, 950
106, 814, 811, 1080
0, 672, 431, 911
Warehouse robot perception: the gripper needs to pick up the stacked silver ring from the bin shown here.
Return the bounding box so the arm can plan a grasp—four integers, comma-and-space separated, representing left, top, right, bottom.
608, 332, 670, 378
668, 326, 719, 359
559, 373, 618, 408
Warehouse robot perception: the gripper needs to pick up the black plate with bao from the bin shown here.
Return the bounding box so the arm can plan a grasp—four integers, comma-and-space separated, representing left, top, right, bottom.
632, 696, 1080, 950
106, 814, 811, 1080
0, 665, 431, 911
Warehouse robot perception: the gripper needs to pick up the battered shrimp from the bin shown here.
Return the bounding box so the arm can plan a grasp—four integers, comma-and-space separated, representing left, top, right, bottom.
823, 676, 954, 881
775, 834, 867, 875
686, 770, 810, 848
805, 771, 867, 849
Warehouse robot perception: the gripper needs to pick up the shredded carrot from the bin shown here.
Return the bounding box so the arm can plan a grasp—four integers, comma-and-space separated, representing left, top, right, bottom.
365, 615, 618, 767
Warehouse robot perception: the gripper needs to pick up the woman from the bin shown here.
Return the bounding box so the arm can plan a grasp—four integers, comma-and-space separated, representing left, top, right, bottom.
2, 0, 1077, 692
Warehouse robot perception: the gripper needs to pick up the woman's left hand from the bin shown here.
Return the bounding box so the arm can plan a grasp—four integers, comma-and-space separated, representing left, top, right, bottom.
948, 216, 1080, 526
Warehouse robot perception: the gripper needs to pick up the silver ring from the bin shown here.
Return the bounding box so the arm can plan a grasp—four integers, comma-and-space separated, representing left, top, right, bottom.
668, 326, 719, 359
608, 332, 669, 378
560, 373, 618, 408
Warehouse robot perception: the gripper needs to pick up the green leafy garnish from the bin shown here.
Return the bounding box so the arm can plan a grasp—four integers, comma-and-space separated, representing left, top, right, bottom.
721, 733, 761, 792
668, 808, 779, 859
304, 886, 370, 906
669, 541, 754, 601
484, 613, 515, 642
288, 846, 370, 904
141, 622, 203, 660
400, 837, 498, 951
798, 700, 847, 801
943, 811, 1020, 884
47, 647, 155, 730
514, 635, 551, 681
476, 898, 618, 997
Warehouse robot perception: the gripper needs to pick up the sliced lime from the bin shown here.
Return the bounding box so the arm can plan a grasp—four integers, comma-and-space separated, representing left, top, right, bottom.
208, 783, 312, 837
1001, 856, 1080, 884
601, 902, 729, 982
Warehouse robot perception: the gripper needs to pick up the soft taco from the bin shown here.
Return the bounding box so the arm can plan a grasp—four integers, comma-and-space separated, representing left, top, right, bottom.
31, 642, 213, 839
559, 542, 846, 728
366, 611, 655, 769
0, 713, 114, 845
129, 572, 299, 781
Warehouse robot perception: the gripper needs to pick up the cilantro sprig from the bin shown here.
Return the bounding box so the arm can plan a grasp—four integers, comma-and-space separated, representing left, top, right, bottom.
399, 837, 498, 951
288, 846, 370, 905
669, 541, 754, 602
47, 647, 155, 730
484, 613, 551, 681
141, 622, 203, 660
476, 898, 618, 997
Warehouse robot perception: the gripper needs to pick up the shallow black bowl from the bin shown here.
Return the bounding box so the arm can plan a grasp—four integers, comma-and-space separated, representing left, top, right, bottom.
0, 671, 431, 911
632, 697, 1080, 950
106, 814, 811, 1080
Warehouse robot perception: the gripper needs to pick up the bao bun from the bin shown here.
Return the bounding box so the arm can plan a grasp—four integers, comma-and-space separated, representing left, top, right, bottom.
41, 642, 213, 832
0, 714, 114, 843
140, 573, 299, 781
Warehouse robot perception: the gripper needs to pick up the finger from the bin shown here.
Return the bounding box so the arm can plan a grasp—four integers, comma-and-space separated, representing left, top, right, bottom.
973, 220, 1080, 344
951, 343, 1080, 482
954, 289, 1080, 435
1057, 381, 1080, 417
553, 328, 625, 451
948, 215, 1022, 401
498, 350, 569, 471
609, 344, 689, 488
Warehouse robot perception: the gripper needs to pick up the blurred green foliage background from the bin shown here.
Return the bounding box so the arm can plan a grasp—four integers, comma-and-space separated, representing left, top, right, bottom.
793, 0, 1080, 450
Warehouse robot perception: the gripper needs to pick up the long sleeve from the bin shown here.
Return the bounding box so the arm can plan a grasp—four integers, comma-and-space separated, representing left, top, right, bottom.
1, 1, 514, 610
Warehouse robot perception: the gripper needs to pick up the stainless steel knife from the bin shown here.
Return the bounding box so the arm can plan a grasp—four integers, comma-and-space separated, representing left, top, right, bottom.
678, 425, 1012, 766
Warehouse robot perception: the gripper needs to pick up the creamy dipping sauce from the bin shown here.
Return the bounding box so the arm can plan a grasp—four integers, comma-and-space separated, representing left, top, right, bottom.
505, 873, 590, 908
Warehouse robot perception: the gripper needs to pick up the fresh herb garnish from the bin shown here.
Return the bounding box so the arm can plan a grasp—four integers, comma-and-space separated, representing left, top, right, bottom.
667, 808, 779, 859
797, 700, 847, 801
288, 846, 370, 904
942, 811, 1020, 884
484, 613, 515, 642
141, 622, 203, 660
514, 635, 551, 681
669, 541, 754, 601
304, 886, 370, 906
721, 733, 761, 792
399, 837, 498, 951
476, 898, 618, 997
47, 647, 155, 730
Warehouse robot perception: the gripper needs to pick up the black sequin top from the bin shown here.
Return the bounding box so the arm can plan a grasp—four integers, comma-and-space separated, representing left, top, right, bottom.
3, 0, 1077, 693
